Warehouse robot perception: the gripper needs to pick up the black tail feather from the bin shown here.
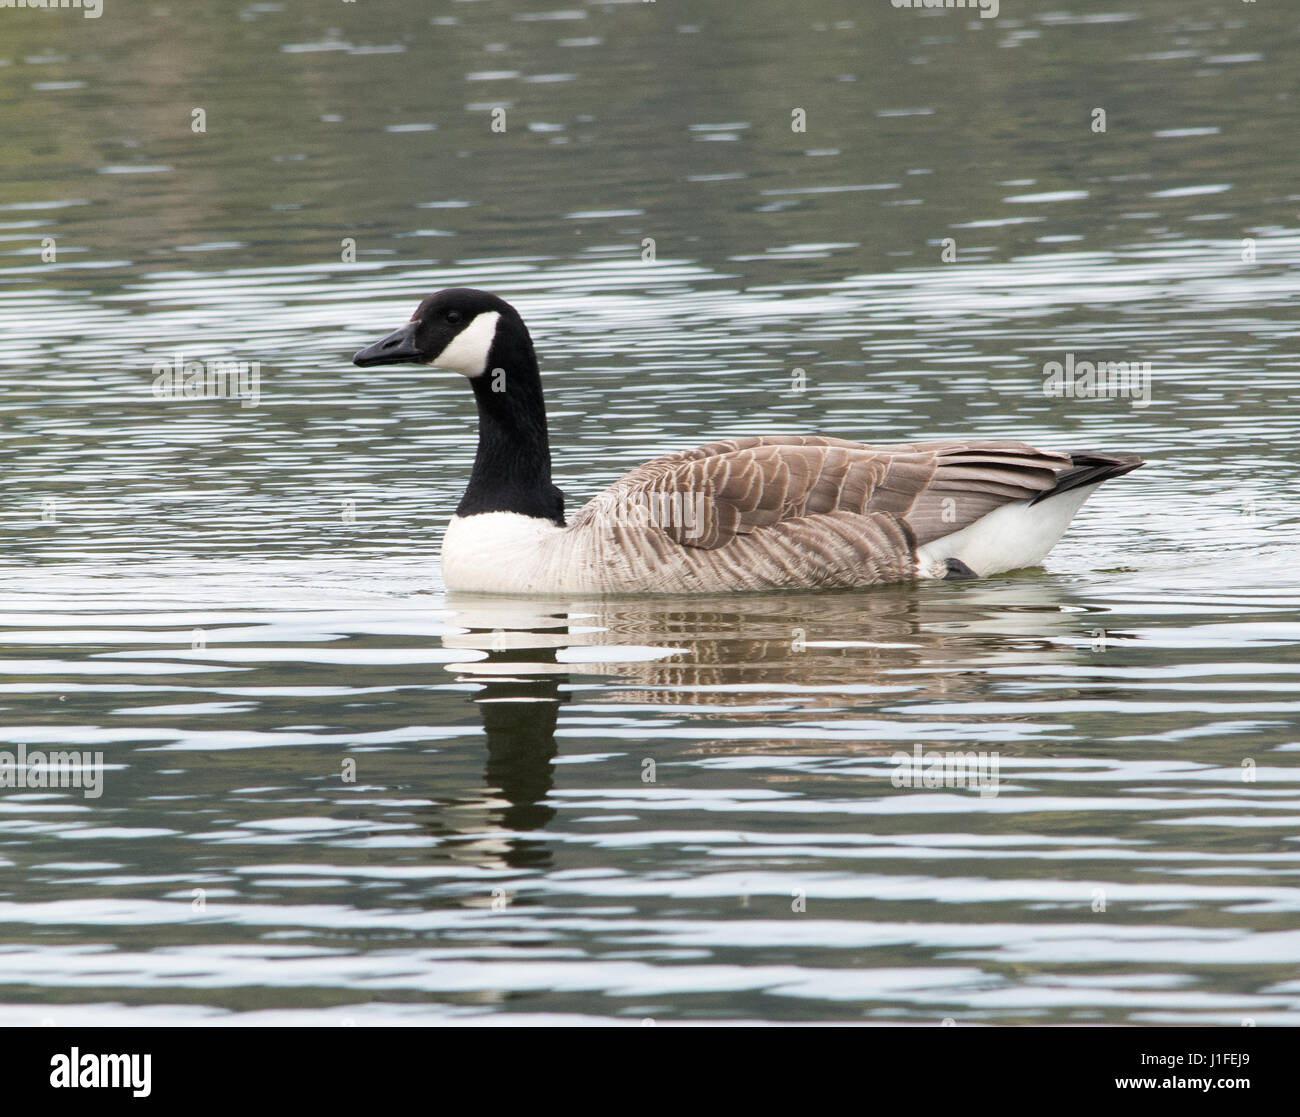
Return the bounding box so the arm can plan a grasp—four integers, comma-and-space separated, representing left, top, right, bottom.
1028, 452, 1145, 506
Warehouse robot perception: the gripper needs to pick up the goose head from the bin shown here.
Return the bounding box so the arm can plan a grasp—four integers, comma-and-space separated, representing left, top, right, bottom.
352, 287, 524, 378
352, 289, 563, 525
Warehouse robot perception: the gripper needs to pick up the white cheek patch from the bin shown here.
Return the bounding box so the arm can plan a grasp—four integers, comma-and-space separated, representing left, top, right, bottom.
429, 311, 501, 378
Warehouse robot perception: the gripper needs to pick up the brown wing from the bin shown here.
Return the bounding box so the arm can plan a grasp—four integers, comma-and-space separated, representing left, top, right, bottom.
569, 436, 1070, 550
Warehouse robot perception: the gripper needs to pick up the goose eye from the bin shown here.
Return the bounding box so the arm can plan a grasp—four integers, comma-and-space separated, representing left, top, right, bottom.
446, 310, 462, 324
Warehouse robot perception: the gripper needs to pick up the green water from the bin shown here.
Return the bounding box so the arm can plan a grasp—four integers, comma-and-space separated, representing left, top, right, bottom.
0, 0, 1298, 1024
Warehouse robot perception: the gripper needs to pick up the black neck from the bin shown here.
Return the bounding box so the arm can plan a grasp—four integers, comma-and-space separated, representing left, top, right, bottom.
455, 319, 565, 524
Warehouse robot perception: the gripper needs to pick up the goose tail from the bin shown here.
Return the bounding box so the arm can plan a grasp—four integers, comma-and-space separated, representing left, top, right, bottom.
1028, 451, 1145, 506
917, 451, 1145, 578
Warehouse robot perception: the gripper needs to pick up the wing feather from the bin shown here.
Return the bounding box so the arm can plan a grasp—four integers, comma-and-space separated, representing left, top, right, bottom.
568, 435, 1073, 554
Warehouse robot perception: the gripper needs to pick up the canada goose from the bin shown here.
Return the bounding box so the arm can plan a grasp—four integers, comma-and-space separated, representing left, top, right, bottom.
353, 288, 1143, 594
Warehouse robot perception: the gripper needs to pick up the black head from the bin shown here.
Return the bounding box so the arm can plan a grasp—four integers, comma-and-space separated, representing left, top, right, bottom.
353, 289, 563, 525
352, 288, 522, 376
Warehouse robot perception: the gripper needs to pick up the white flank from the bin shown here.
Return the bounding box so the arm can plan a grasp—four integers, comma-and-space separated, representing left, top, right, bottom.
430, 310, 501, 378
441, 512, 565, 593
916, 483, 1103, 577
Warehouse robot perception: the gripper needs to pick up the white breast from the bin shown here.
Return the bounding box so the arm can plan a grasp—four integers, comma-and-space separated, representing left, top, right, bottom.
440, 512, 568, 593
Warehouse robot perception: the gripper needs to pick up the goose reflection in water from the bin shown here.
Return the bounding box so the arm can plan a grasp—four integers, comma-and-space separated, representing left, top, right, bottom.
435, 577, 1111, 868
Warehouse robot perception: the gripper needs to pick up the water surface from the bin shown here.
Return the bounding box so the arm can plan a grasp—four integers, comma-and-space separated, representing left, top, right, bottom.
1, 0, 1298, 1024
